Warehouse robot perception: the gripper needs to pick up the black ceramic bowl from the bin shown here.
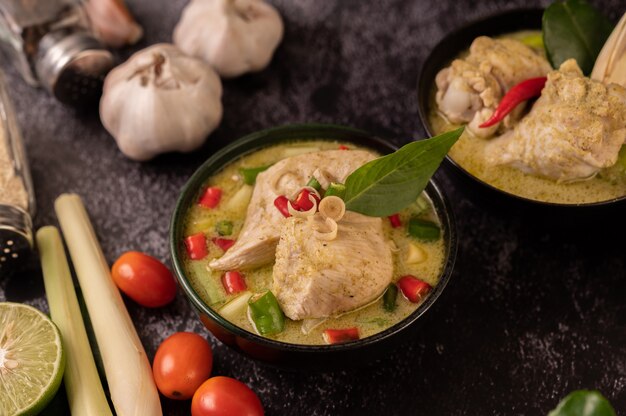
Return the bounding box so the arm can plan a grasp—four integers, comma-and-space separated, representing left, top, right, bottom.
170, 124, 457, 370
417, 9, 626, 225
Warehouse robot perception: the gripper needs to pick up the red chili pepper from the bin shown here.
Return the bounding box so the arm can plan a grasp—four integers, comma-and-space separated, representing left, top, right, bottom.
397, 275, 432, 303
184, 233, 208, 260
293, 189, 320, 211
338, 145, 350, 150
221, 271, 247, 294
212, 237, 235, 251
323, 327, 360, 344
198, 186, 222, 208
274, 195, 291, 218
388, 214, 402, 228
479, 76, 547, 128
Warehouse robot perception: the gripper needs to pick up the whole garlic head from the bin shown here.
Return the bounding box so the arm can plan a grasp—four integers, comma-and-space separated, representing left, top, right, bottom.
173, 0, 284, 78
100, 44, 223, 161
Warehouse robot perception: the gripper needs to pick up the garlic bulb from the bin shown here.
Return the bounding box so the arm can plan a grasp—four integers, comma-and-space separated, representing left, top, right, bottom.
85, 0, 143, 48
173, 0, 284, 78
591, 12, 626, 87
100, 44, 223, 161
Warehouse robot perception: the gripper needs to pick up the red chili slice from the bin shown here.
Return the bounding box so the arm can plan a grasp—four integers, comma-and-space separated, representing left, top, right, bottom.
212, 237, 235, 251
397, 275, 432, 303
198, 186, 222, 208
323, 327, 360, 344
274, 195, 291, 218
388, 214, 402, 228
479, 77, 547, 128
338, 145, 350, 150
221, 271, 247, 294
293, 189, 320, 211
184, 233, 208, 260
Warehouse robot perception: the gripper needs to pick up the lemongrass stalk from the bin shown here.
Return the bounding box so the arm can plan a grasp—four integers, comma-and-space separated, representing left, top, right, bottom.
36, 226, 113, 416
54, 194, 162, 416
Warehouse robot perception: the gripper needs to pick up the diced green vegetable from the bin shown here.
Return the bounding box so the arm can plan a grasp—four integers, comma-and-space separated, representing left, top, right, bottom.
325, 183, 346, 199
239, 166, 271, 185
248, 290, 285, 335
215, 220, 233, 236
415, 193, 430, 215
520, 33, 544, 50
383, 284, 398, 312
187, 261, 226, 305
548, 390, 616, 416
219, 291, 253, 320
306, 177, 322, 191
408, 218, 441, 242
37, 226, 113, 416
225, 185, 253, 212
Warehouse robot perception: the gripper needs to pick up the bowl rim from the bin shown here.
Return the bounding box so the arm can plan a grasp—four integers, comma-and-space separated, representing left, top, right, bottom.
416, 7, 626, 208
170, 123, 458, 352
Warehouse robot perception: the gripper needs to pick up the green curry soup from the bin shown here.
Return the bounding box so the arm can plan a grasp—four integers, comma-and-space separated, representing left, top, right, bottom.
427, 30, 626, 204
181, 140, 446, 345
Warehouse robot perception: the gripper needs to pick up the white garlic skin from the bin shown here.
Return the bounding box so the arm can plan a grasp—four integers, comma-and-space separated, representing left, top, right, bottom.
85, 0, 143, 48
100, 44, 223, 161
173, 0, 284, 78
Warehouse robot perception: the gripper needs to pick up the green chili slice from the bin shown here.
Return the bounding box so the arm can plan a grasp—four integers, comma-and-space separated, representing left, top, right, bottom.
215, 220, 233, 236
383, 284, 398, 312
306, 177, 322, 191
239, 165, 271, 185
248, 290, 285, 335
324, 183, 346, 199
408, 218, 441, 242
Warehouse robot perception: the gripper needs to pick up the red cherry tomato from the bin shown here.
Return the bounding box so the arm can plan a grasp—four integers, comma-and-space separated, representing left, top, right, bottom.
111, 251, 177, 307
192, 376, 264, 416
153, 332, 213, 400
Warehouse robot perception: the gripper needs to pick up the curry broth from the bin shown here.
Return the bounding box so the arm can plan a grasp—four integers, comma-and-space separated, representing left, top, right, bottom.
182, 140, 446, 345
427, 30, 626, 204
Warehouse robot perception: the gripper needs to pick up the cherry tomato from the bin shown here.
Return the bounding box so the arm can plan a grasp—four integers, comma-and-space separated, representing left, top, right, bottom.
111, 251, 177, 307
192, 376, 264, 416
153, 332, 213, 400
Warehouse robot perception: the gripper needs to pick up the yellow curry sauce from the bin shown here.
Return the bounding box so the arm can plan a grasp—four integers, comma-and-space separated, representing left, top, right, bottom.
181, 140, 446, 345
427, 30, 626, 204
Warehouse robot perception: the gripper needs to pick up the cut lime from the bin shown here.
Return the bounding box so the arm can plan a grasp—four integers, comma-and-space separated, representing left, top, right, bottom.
0, 302, 65, 416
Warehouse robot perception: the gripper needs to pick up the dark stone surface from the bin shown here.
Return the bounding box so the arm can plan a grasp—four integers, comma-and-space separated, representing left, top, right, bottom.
1, 0, 625, 415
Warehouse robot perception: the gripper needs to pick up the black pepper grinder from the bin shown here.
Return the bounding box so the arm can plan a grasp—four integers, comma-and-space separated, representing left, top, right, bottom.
0, 70, 35, 278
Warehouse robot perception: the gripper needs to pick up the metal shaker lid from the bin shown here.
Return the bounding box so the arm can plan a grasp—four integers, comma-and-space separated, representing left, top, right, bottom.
35, 30, 114, 106
0, 204, 33, 278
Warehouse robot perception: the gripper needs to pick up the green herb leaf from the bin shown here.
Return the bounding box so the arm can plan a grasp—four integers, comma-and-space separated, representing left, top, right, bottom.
548, 390, 616, 416
543, 0, 613, 75
342, 128, 462, 217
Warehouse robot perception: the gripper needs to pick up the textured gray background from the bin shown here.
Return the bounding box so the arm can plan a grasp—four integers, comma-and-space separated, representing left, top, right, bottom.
1, 0, 625, 415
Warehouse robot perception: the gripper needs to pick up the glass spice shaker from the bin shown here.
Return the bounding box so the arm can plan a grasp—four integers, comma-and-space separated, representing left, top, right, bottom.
0, 69, 35, 278
0, 0, 114, 106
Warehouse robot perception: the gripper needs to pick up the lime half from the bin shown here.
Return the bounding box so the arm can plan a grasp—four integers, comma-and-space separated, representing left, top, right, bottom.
0, 302, 65, 416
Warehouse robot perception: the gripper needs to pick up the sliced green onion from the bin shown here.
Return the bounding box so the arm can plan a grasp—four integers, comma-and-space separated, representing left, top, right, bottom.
408, 218, 441, 242
306, 177, 322, 191
383, 284, 398, 312
215, 220, 233, 236
37, 226, 113, 416
248, 290, 285, 335
325, 183, 346, 199
239, 165, 271, 185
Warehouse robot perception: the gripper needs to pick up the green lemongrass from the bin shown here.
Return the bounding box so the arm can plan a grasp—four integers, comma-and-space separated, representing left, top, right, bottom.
37, 226, 113, 416
55, 194, 162, 416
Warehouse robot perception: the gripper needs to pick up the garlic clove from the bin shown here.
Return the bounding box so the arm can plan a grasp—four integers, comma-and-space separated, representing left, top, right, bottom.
85, 0, 143, 48
591, 12, 626, 87
100, 44, 223, 161
173, 0, 284, 78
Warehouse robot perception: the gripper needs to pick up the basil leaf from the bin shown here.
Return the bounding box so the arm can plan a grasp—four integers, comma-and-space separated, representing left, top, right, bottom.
543, 0, 613, 75
343, 128, 463, 217
548, 391, 616, 416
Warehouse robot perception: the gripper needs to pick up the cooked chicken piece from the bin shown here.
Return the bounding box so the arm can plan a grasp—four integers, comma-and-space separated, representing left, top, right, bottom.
273, 212, 393, 320
209, 149, 376, 270
436, 36, 552, 138
485, 59, 626, 182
